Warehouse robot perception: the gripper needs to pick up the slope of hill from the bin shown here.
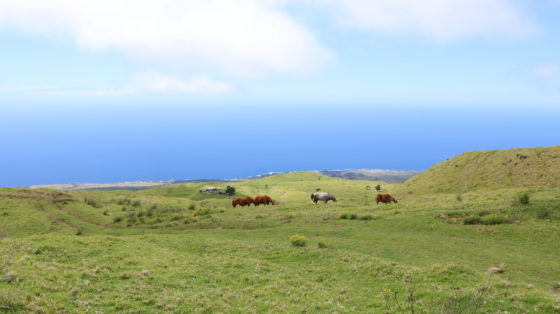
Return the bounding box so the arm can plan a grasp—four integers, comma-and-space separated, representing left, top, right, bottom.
320, 169, 418, 183
400, 145, 560, 193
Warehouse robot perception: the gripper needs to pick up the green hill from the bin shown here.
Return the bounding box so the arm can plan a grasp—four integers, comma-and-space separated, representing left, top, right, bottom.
400, 145, 560, 193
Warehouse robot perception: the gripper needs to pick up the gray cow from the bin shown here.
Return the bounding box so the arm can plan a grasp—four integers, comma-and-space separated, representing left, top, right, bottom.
310, 192, 337, 203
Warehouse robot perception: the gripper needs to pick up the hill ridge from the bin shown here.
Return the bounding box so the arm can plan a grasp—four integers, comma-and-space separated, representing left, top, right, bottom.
400, 145, 560, 193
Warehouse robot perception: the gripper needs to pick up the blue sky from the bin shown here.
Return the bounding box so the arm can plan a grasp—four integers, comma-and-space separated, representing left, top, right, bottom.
1, 0, 559, 186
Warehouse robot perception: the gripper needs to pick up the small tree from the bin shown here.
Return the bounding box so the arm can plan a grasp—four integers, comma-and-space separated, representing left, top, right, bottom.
316, 188, 321, 192
375, 185, 382, 192
225, 186, 236, 196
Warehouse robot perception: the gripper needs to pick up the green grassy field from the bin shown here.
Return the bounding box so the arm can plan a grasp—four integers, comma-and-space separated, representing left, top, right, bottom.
1, 172, 559, 312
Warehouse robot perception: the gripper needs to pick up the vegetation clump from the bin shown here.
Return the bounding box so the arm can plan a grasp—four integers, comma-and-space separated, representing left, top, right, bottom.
225, 186, 236, 196
84, 198, 102, 208
289, 235, 308, 247
338, 213, 357, 220
517, 192, 530, 205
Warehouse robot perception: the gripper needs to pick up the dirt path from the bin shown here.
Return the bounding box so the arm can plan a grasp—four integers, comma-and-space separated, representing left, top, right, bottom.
35, 203, 80, 230
50, 202, 119, 229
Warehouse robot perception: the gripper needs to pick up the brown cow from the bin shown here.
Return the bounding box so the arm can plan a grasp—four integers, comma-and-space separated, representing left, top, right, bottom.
232, 196, 255, 208
376, 194, 398, 204
254, 195, 275, 206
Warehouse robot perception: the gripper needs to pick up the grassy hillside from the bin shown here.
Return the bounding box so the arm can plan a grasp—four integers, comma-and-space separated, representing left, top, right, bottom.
400, 145, 560, 193
1, 172, 559, 312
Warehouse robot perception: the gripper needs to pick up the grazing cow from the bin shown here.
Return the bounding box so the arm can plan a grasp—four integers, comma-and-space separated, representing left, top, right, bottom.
232, 196, 255, 208
254, 195, 275, 206
376, 194, 398, 204
311, 192, 337, 203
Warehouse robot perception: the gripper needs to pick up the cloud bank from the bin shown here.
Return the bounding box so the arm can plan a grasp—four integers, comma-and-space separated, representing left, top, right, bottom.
0, 0, 330, 77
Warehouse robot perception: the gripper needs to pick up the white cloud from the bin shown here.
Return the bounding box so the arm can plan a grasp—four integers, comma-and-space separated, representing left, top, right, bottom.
533, 63, 559, 80
0, 0, 331, 77
307, 0, 535, 40
1, 72, 234, 96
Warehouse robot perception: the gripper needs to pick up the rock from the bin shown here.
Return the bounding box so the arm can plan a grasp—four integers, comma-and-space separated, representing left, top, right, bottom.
487, 266, 505, 274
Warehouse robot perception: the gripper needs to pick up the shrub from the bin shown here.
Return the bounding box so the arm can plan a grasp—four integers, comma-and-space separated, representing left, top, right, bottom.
338, 213, 358, 220
131, 200, 142, 207
359, 215, 375, 221
146, 209, 154, 217
482, 216, 505, 225
126, 216, 137, 224
102, 209, 109, 216
463, 216, 483, 225
317, 241, 328, 249
535, 207, 551, 220
517, 192, 530, 205
75, 229, 83, 236
137, 211, 144, 217
85, 198, 102, 208
113, 217, 122, 223
188, 204, 196, 210
225, 186, 236, 196
289, 235, 308, 247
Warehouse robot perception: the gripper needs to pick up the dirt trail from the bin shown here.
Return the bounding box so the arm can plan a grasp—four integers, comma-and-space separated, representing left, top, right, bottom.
50, 202, 119, 229
35, 203, 79, 230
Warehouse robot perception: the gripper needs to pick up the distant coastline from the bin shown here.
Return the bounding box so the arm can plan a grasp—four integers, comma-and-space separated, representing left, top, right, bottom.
24, 169, 419, 190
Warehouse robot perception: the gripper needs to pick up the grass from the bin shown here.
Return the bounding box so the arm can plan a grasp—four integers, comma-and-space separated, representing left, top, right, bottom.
0, 172, 559, 312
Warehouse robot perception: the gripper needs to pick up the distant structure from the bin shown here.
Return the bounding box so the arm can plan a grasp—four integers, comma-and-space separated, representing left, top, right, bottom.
198, 186, 226, 194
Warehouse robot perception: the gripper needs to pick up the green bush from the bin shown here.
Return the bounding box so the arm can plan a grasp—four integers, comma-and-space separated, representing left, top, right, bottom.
85, 198, 102, 208
289, 235, 308, 247
517, 192, 530, 205
463, 215, 510, 225
463, 216, 483, 225
317, 241, 328, 249
482, 216, 505, 225
188, 204, 196, 210
113, 217, 122, 223
102, 209, 109, 216
225, 186, 236, 196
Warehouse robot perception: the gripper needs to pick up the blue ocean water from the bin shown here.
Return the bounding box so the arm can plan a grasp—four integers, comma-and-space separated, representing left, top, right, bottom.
1, 104, 559, 186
